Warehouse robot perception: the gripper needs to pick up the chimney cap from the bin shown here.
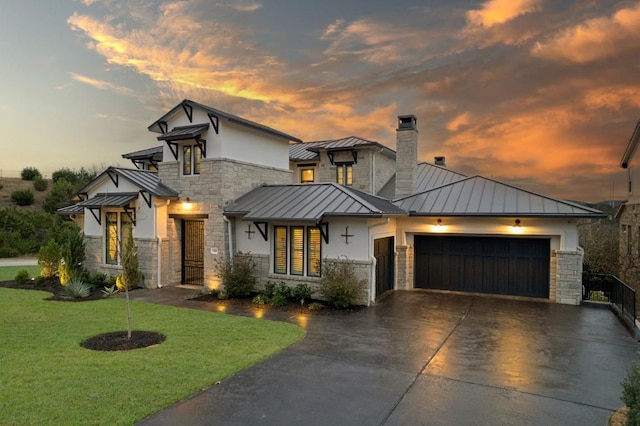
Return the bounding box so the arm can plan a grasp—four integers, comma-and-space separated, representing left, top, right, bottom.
434, 156, 446, 166
397, 115, 417, 131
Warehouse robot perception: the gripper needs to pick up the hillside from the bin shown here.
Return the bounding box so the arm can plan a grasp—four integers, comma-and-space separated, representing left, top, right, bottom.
0, 178, 53, 212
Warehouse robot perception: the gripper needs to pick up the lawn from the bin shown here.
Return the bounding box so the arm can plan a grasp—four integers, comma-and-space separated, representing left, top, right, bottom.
0, 265, 40, 281
0, 288, 304, 425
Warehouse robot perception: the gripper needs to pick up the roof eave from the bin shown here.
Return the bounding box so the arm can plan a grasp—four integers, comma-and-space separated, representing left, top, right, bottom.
620, 120, 640, 168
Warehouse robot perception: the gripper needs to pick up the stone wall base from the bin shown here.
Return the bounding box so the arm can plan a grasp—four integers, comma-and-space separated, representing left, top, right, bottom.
554, 250, 583, 305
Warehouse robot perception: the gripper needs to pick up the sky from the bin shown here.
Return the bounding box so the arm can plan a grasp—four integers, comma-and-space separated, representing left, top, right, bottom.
1, 0, 639, 203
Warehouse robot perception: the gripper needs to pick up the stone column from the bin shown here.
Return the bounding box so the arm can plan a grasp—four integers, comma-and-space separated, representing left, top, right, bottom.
555, 250, 583, 305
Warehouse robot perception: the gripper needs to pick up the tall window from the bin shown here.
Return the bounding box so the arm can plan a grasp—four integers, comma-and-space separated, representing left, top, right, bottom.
274, 225, 322, 277
105, 211, 133, 265
274, 226, 288, 274
336, 163, 353, 186
183, 143, 204, 175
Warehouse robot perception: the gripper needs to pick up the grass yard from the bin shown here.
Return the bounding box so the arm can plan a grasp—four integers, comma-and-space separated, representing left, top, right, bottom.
0, 265, 40, 282
0, 288, 305, 425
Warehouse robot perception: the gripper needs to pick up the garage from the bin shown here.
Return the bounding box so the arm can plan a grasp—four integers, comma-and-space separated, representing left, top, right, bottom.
414, 235, 550, 298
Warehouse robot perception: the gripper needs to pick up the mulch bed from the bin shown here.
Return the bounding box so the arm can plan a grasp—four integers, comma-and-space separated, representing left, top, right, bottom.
192, 293, 365, 316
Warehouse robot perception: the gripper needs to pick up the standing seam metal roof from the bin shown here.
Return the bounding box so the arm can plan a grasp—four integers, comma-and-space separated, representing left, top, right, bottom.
289, 136, 395, 162
78, 167, 179, 198
394, 175, 603, 217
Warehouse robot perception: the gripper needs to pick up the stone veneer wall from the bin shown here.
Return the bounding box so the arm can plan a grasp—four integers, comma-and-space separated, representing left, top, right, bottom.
159, 158, 291, 289
374, 153, 396, 194
395, 245, 413, 290
316, 149, 396, 195
554, 250, 583, 305
395, 127, 417, 198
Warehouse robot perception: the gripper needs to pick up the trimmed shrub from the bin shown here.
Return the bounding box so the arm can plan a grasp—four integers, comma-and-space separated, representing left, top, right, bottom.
269, 292, 288, 307
21, 167, 41, 181
292, 283, 313, 305
63, 279, 91, 298
11, 189, 34, 206
33, 178, 48, 192
15, 270, 30, 284
318, 256, 366, 308
38, 239, 61, 278
87, 272, 108, 289
214, 251, 256, 298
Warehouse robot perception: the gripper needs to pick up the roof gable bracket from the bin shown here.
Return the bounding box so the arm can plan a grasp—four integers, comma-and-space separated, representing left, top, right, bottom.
327, 152, 335, 165
253, 221, 268, 241
124, 206, 136, 226
78, 192, 88, 201
207, 113, 219, 134
181, 102, 193, 122
352, 150, 358, 164
167, 141, 179, 160
132, 160, 143, 170
107, 170, 119, 187
88, 207, 101, 225
318, 221, 329, 244
158, 121, 168, 134
139, 191, 152, 208
195, 138, 207, 158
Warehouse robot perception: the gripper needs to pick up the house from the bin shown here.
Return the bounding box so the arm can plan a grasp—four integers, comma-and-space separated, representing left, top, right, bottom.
59, 100, 602, 305
617, 120, 640, 288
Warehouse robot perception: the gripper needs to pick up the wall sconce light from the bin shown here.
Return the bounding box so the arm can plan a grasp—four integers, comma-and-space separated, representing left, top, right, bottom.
514, 219, 521, 227
435, 218, 443, 227
183, 197, 192, 210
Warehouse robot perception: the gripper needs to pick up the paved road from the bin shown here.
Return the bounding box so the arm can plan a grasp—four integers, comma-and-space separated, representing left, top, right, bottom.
0, 257, 37, 266
135, 289, 638, 426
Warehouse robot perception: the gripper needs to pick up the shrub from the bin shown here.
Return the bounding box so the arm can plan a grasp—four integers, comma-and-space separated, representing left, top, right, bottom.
318, 256, 366, 308
252, 294, 268, 305
0, 182, 4, 190
38, 239, 61, 278
623, 361, 640, 425
58, 227, 85, 284
308, 302, 325, 312
33, 178, 48, 192
0, 247, 20, 258
101, 285, 118, 297
263, 281, 277, 299
87, 272, 108, 289
11, 189, 34, 206
15, 270, 30, 284
63, 279, 91, 298
214, 251, 256, 298
21, 167, 41, 181
34, 276, 47, 286
269, 292, 288, 307
292, 283, 313, 305
43, 179, 77, 213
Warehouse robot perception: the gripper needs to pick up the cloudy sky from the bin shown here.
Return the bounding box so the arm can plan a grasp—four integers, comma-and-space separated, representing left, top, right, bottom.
1, 0, 639, 202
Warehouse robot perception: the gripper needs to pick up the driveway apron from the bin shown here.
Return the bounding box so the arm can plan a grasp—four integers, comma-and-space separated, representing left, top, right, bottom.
137, 290, 638, 426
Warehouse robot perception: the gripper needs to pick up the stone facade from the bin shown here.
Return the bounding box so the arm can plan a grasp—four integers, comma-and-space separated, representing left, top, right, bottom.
315, 149, 395, 195
554, 250, 583, 305
395, 245, 414, 290
159, 158, 291, 290
395, 117, 418, 198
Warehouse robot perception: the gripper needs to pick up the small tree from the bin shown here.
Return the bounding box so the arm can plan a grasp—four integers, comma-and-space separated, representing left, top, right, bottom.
38, 239, 61, 278
214, 251, 256, 298
21, 167, 41, 181
120, 225, 141, 340
58, 228, 85, 285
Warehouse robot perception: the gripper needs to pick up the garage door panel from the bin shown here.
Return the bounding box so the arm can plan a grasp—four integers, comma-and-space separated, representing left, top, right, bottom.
415, 236, 550, 298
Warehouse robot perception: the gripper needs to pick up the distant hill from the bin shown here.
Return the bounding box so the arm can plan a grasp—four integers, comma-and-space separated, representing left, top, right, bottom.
0, 178, 52, 211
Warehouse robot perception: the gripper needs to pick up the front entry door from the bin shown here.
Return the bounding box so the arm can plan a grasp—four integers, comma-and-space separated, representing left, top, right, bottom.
182, 220, 204, 285
374, 237, 394, 298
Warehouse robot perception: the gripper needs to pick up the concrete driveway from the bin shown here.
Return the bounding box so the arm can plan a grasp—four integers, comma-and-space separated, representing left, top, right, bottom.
138, 290, 638, 426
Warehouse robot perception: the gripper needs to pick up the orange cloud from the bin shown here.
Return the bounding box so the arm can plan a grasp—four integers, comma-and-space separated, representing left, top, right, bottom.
69, 72, 136, 96
531, 2, 640, 63
467, 0, 543, 28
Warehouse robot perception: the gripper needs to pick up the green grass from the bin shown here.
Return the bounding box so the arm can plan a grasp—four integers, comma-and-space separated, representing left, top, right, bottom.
0, 288, 304, 425
0, 265, 40, 281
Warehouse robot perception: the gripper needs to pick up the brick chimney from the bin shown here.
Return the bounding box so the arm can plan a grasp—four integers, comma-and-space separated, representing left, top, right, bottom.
395, 115, 418, 198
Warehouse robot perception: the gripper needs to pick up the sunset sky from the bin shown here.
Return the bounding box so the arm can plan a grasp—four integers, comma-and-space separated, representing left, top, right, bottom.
1, 0, 639, 202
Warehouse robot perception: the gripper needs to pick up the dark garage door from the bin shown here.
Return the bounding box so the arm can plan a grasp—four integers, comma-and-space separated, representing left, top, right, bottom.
414, 236, 550, 298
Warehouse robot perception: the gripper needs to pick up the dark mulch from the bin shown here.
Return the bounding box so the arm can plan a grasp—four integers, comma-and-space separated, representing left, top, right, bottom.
192, 293, 365, 316
80, 331, 166, 351
0, 278, 105, 301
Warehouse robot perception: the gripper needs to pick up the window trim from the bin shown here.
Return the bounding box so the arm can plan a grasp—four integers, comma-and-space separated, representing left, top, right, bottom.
336, 162, 353, 186
182, 142, 205, 176
290, 226, 304, 276
274, 226, 288, 274
307, 227, 322, 277
273, 225, 322, 277
300, 168, 315, 184
104, 210, 134, 265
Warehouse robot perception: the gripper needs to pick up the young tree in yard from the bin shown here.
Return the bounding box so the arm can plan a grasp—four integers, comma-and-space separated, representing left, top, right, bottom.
579, 219, 619, 274
120, 225, 141, 339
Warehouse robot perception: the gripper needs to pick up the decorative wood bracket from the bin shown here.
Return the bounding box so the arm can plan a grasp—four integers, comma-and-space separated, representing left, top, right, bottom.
351, 150, 358, 164
181, 102, 193, 122
195, 138, 207, 158
167, 141, 179, 160
107, 170, 119, 187
207, 113, 219, 134
318, 221, 329, 244
139, 191, 152, 208
158, 121, 168, 134
78, 192, 88, 201
124, 206, 136, 226
327, 151, 335, 165
254, 221, 268, 241
88, 207, 101, 225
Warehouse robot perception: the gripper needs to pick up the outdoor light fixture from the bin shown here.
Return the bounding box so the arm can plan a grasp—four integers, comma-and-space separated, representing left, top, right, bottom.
514, 219, 521, 227
436, 218, 443, 227
183, 197, 192, 210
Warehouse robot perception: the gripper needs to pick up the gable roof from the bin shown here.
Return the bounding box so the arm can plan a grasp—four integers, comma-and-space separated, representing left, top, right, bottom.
148, 99, 302, 143
394, 175, 602, 217
621, 120, 640, 168
78, 167, 179, 198
289, 136, 395, 162
225, 183, 406, 222
377, 162, 468, 200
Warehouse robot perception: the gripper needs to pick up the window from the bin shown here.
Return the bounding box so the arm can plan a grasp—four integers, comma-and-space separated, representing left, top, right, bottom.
300, 168, 314, 184
336, 163, 353, 186
273, 225, 322, 277
182, 143, 204, 175
105, 211, 134, 265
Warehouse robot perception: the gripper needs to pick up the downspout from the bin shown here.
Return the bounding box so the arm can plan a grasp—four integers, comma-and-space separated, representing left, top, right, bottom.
156, 200, 171, 288
368, 217, 391, 303
223, 215, 233, 260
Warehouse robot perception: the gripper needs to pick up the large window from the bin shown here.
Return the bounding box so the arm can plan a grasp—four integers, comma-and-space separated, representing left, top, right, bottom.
105, 211, 134, 265
274, 225, 322, 277
183, 143, 203, 175
336, 163, 353, 186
